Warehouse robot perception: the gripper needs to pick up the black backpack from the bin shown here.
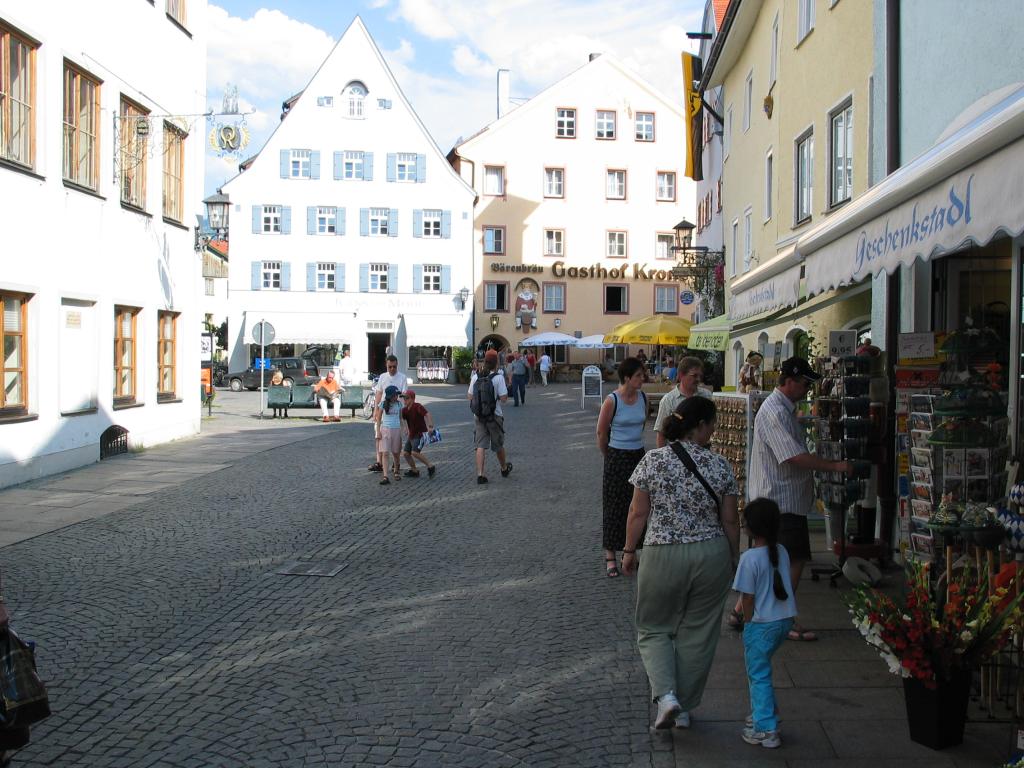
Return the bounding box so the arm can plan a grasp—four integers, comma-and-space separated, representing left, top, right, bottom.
471, 373, 499, 421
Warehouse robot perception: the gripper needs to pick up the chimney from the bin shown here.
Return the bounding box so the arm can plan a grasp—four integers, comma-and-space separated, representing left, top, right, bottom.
496, 69, 511, 119
589, 52, 601, 62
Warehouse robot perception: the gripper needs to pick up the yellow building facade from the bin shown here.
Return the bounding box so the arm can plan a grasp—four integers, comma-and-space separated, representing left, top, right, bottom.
706, 0, 874, 380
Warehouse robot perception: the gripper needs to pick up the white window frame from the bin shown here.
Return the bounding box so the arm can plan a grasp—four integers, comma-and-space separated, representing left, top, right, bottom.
743, 72, 754, 132
344, 83, 366, 118
556, 108, 576, 138
635, 112, 655, 141
484, 282, 509, 311
544, 167, 564, 198
654, 285, 676, 314
730, 219, 739, 277
316, 262, 336, 291
317, 207, 337, 235
484, 165, 505, 196
604, 284, 628, 314
483, 226, 504, 255
656, 172, 676, 202
369, 262, 388, 292
369, 208, 390, 236
262, 205, 281, 234
343, 151, 364, 180
262, 261, 281, 289
422, 264, 441, 293
204, 277, 214, 296
655, 233, 674, 260
544, 229, 564, 257
743, 207, 753, 272
1, 27, 36, 170
829, 100, 854, 207
543, 283, 565, 312
770, 14, 779, 85
606, 169, 626, 200
595, 110, 616, 139
290, 148, 311, 179
606, 231, 627, 258
396, 152, 417, 182
795, 128, 814, 223
422, 209, 442, 238
798, 0, 815, 42
764, 149, 774, 221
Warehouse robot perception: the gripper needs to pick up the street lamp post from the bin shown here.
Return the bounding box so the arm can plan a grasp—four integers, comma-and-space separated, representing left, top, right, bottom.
669, 219, 726, 318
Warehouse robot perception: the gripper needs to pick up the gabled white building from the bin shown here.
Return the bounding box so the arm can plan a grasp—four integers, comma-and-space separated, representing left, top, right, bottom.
0, 1, 207, 488
449, 54, 695, 361
223, 17, 476, 381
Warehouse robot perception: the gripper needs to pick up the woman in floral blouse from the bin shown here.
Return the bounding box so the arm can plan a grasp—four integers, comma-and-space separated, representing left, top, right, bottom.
621, 396, 740, 730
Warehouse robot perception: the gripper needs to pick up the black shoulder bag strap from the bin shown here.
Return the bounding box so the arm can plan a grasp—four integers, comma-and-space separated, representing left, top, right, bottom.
669, 442, 721, 518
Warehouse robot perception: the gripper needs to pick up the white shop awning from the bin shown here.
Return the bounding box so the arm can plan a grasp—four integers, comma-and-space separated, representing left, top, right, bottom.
727, 249, 802, 322
801, 84, 1024, 296
243, 312, 351, 345
401, 314, 470, 347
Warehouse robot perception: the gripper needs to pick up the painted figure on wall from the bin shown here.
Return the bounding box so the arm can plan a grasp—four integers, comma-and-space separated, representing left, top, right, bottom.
515, 279, 539, 330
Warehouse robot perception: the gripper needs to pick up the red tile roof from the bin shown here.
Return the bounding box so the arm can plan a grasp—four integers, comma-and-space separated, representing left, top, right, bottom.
713, 0, 730, 29
208, 239, 228, 257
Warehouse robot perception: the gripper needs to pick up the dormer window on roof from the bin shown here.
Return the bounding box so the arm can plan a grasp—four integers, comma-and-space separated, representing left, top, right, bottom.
342, 81, 368, 118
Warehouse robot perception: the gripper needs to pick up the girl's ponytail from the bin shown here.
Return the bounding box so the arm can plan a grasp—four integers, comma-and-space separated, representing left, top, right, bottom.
767, 533, 788, 601
743, 497, 788, 601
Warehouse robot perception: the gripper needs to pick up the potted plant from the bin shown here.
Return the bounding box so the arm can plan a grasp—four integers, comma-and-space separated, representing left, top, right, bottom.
846, 561, 1022, 750
451, 347, 475, 384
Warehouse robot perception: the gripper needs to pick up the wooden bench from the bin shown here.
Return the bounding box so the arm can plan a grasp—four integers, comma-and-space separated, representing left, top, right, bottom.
338, 386, 365, 418
641, 385, 675, 418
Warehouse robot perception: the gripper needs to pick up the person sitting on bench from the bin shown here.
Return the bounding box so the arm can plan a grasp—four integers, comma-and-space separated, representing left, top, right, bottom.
312, 371, 345, 422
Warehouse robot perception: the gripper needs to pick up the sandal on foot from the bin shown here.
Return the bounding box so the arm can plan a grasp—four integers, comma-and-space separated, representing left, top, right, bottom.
501, 462, 514, 478
368, 462, 383, 472
787, 627, 818, 642
427, 465, 436, 477
379, 477, 391, 485
606, 557, 620, 578
727, 608, 744, 631
404, 469, 421, 477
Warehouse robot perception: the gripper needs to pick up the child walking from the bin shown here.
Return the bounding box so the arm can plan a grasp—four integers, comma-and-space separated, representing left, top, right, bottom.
376, 385, 404, 485
732, 498, 797, 749
400, 390, 437, 477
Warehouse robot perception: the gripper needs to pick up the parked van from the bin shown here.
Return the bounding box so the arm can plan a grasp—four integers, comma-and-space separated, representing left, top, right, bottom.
226, 357, 320, 391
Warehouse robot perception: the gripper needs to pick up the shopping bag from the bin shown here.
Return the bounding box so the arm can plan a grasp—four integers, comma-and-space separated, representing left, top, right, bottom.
0, 628, 50, 728
427, 428, 442, 445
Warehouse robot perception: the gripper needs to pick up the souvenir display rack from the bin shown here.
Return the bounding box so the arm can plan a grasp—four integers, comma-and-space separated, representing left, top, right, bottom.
711, 391, 772, 512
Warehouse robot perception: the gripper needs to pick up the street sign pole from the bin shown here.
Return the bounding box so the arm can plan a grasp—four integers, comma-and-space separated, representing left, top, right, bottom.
259, 317, 266, 421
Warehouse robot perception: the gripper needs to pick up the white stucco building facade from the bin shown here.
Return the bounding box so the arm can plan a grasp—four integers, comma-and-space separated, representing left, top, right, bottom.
0, 1, 207, 488
449, 54, 695, 360
223, 17, 476, 381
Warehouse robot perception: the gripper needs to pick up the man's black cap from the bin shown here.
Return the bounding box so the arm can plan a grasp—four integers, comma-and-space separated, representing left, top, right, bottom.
780, 356, 821, 381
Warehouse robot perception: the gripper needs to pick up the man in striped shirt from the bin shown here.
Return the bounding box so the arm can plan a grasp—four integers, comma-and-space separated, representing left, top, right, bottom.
747, 357, 852, 641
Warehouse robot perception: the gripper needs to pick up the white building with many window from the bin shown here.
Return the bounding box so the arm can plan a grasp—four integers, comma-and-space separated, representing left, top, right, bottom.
449, 54, 695, 362
223, 17, 475, 380
0, 1, 207, 488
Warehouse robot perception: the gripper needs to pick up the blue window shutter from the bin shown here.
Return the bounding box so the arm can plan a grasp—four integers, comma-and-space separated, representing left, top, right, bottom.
386, 153, 397, 182
359, 208, 369, 236
413, 209, 423, 238
333, 151, 343, 180
281, 206, 292, 235
413, 264, 423, 292
484, 228, 494, 252
306, 206, 316, 235
441, 210, 451, 239
359, 263, 369, 292
280, 149, 289, 178
441, 265, 452, 293
364, 152, 374, 181
387, 263, 398, 293
306, 262, 317, 291
251, 261, 261, 290
281, 262, 291, 291
252, 205, 261, 234
335, 263, 345, 292
416, 154, 426, 183
310, 151, 320, 179
388, 208, 398, 237
336, 207, 346, 236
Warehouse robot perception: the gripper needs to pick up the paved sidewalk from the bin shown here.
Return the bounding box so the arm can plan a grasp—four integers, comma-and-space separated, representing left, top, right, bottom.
0, 384, 1011, 766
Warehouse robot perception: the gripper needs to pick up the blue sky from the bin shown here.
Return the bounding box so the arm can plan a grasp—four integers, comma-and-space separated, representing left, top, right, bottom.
204, 0, 706, 195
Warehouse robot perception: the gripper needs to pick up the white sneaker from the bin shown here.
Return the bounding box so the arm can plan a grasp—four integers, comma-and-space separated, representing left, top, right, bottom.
654, 693, 681, 729
742, 727, 781, 748
674, 711, 691, 729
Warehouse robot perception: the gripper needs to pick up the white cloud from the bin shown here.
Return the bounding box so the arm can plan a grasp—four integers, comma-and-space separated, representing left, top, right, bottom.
367, 0, 390, 8
385, 38, 416, 65
396, 0, 458, 39
451, 45, 490, 79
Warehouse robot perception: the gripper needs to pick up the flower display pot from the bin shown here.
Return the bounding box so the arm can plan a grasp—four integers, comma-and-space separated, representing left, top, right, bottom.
902, 670, 971, 750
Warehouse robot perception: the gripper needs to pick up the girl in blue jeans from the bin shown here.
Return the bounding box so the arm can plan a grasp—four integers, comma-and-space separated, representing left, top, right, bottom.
732, 498, 797, 749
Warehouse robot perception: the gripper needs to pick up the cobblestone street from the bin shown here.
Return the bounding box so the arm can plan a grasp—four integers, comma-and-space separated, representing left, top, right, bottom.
1, 385, 1008, 767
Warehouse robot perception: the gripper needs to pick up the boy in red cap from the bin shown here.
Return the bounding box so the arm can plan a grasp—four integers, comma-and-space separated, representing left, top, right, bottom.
400, 390, 437, 477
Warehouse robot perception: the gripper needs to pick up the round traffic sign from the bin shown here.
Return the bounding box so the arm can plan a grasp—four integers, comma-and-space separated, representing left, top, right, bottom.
252, 321, 276, 345
680, 290, 695, 306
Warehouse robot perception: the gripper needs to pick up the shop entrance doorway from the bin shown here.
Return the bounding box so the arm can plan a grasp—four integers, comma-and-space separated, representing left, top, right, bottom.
367, 333, 391, 376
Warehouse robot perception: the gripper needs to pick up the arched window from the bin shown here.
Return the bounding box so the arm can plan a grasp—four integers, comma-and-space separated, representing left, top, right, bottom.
342, 81, 368, 118
757, 331, 769, 358
732, 340, 745, 389
785, 326, 809, 360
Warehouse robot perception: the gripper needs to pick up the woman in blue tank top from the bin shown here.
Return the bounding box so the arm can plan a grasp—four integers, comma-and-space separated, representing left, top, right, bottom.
596, 357, 648, 577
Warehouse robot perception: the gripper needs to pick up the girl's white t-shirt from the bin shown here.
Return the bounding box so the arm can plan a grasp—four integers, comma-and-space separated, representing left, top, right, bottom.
732, 544, 798, 623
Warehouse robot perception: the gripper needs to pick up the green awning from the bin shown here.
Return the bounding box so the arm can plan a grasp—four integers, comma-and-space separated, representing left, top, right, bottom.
686, 314, 730, 351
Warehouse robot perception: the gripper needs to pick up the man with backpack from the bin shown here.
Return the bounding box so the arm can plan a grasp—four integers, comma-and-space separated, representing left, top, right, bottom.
468, 349, 513, 484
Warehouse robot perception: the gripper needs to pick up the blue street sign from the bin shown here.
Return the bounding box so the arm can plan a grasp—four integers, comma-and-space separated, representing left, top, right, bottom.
680, 290, 695, 305
255, 357, 271, 369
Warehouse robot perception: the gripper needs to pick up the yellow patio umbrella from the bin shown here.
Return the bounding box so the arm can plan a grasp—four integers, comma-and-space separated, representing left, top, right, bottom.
603, 314, 693, 346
